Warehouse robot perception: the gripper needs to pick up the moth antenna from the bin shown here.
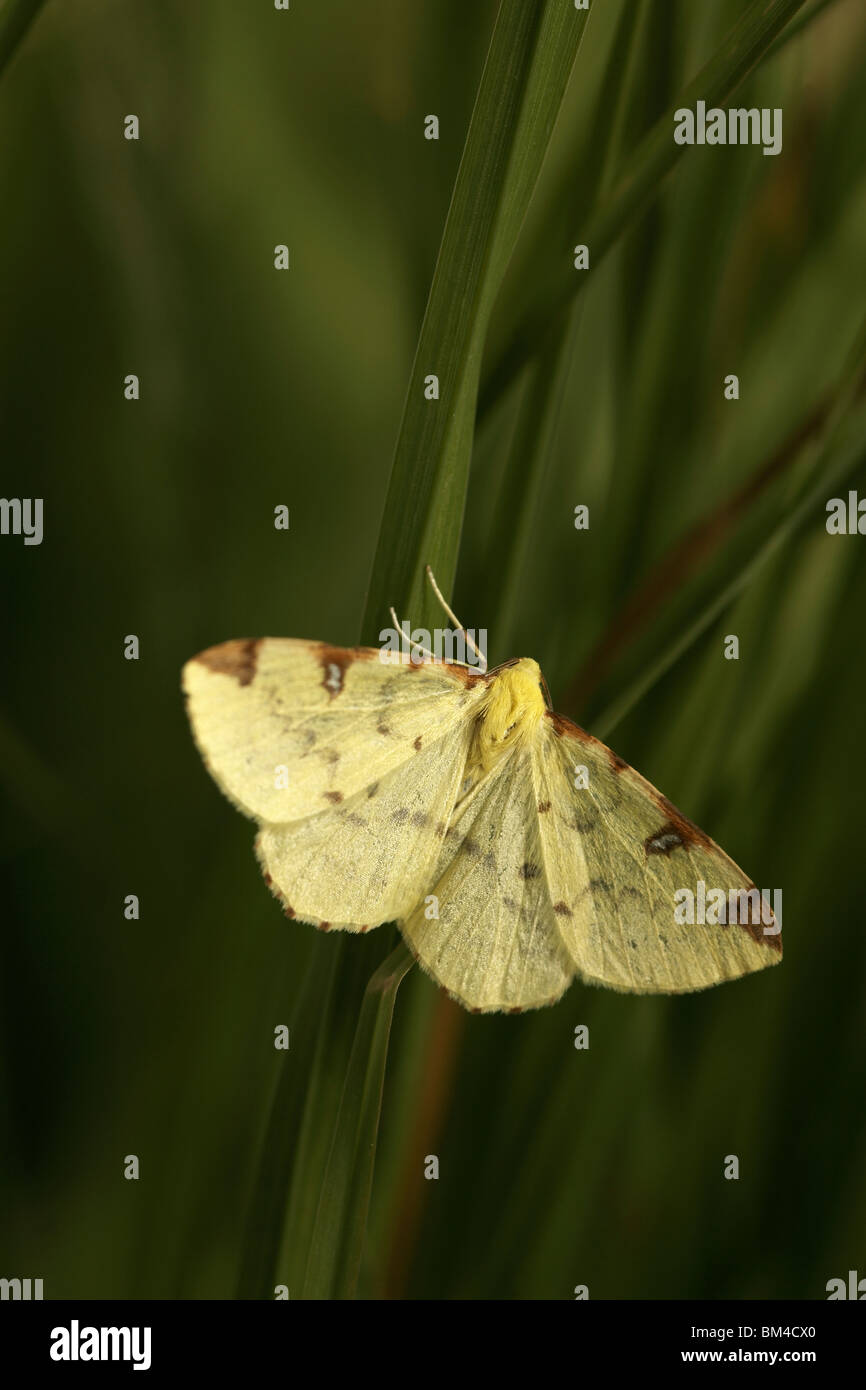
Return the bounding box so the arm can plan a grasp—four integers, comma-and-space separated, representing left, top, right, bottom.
425, 564, 487, 673
539, 671, 553, 709
389, 605, 438, 665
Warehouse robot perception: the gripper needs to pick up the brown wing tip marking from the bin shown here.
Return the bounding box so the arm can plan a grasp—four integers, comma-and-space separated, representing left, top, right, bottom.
324, 790, 344, 804
195, 638, 261, 687
537, 800, 552, 814
317, 643, 375, 698
645, 793, 713, 855
553, 901, 573, 917
739, 886, 783, 954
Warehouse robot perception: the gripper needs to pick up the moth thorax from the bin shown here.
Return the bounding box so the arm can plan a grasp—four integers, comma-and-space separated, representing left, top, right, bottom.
476, 659, 545, 770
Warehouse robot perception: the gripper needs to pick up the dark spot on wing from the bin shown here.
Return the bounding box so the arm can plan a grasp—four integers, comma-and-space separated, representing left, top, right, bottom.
318, 921, 332, 932
519, 862, 540, 880
392, 808, 409, 824
413, 735, 423, 751
648, 794, 712, 851
606, 747, 628, 773
507, 1006, 523, 1015
537, 800, 551, 814
553, 901, 573, 917
576, 877, 614, 901
195, 638, 261, 687
324, 791, 344, 804
377, 723, 392, 737
645, 824, 684, 856
367, 782, 379, 798
411, 812, 430, 829
284, 904, 296, 919
462, 837, 480, 857
629, 939, 638, 950
345, 812, 366, 828
318, 647, 353, 698
263, 872, 272, 886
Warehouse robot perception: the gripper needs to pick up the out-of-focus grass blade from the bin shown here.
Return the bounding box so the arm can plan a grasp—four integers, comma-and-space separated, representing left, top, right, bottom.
479, 312, 576, 661
764, 0, 842, 60
235, 945, 339, 1299
362, 0, 590, 634
479, 0, 809, 416
590, 311, 866, 740
473, 1, 648, 660
0, 0, 48, 76
301, 942, 414, 1300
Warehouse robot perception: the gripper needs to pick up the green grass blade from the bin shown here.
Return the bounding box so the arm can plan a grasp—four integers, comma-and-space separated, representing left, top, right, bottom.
474, 0, 661, 660
301, 942, 414, 1300
479, 0, 809, 416
235, 944, 340, 1299
0, 0, 48, 77
478, 310, 576, 661
361, 0, 590, 634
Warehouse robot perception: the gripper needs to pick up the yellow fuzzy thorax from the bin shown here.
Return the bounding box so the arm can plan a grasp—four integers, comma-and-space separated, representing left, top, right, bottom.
475, 658, 546, 771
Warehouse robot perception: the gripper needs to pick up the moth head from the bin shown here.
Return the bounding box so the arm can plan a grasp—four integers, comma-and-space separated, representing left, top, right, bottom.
476, 658, 546, 769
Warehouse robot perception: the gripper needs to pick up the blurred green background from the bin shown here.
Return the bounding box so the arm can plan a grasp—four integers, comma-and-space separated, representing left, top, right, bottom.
2, 0, 866, 1299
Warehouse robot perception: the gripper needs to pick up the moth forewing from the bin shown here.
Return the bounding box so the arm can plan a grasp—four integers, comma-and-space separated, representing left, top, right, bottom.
533, 714, 781, 994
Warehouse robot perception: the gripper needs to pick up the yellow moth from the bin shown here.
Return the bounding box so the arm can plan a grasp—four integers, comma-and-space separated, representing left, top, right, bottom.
182, 576, 781, 1013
